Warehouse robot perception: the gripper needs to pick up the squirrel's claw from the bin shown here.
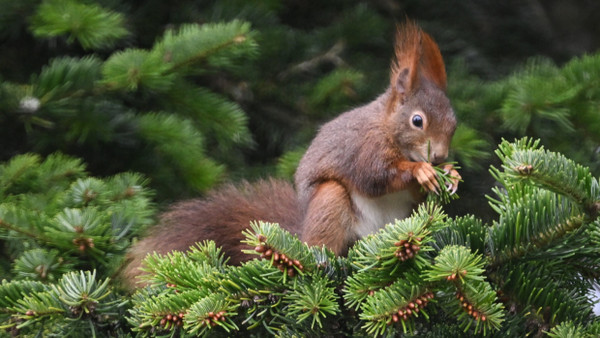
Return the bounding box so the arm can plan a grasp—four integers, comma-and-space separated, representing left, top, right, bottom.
442, 164, 461, 195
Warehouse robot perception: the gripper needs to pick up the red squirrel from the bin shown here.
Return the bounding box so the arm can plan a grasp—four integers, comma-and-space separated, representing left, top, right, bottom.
121, 21, 460, 287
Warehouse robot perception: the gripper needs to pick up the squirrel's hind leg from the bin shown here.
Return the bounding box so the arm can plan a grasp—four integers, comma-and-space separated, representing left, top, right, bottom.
300, 181, 356, 256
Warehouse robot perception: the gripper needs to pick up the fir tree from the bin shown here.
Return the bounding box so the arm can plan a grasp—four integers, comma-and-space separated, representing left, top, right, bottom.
0, 152, 155, 336
3, 138, 598, 336
0, 0, 257, 198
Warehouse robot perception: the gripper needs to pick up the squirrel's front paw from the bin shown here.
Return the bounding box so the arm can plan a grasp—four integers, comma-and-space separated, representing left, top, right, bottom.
413, 162, 440, 194
442, 164, 461, 195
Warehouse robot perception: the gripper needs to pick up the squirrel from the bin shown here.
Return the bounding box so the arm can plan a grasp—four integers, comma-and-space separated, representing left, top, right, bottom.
120, 21, 460, 287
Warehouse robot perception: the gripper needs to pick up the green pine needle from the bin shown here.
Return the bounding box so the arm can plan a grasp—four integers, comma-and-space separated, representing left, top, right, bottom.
31, 0, 129, 49
284, 275, 340, 329
185, 294, 239, 335
102, 49, 174, 92
242, 221, 315, 276
12, 248, 71, 282
348, 203, 448, 272
425, 245, 485, 284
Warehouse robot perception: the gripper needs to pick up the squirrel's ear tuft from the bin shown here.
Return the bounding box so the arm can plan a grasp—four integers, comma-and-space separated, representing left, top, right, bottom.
390, 20, 447, 98
420, 32, 447, 91
391, 20, 421, 99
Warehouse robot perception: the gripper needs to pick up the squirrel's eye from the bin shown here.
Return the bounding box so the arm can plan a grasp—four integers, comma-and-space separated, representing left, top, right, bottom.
411, 114, 423, 129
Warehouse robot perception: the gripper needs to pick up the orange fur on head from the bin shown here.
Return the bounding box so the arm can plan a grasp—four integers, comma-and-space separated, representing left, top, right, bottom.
391, 20, 422, 96
391, 20, 447, 95
420, 32, 447, 91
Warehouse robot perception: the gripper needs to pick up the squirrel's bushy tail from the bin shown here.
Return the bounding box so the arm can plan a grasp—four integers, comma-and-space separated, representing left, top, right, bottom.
121, 179, 301, 288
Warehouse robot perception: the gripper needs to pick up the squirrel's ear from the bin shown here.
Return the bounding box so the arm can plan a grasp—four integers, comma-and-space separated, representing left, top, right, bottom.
391, 21, 421, 100
420, 32, 447, 91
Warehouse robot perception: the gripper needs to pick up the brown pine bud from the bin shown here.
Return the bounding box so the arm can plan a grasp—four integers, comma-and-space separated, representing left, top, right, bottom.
415, 237, 422, 242
402, 314, 408, 320
255, 245, 265, 253
462, 269, 467, 276
26, 310, 34, 316
398, 310, 404, 316
293, 259, 301, 267
412, 244, 419, 251
468, 304, 473, 311
395, 241, 402, 247
264, 249, 272, 258
220, 316, 226, 321
368, 290, 375, 296
405, 248, 412, 255
207, 312, 213, 318
177, 320, 183, 327
287, 268, 295, 277
463, 302, 468, 308
257, 234, 267, 242
404, 242, 411, 248
481, 315, 487, 321
408, 302, 415, 309
392, 314, 399, 322
160, 318, 167, 326
408, 232, 414, 237
416, 299, 423, 306
406, 308, 412, 315
273, 252, 279, 262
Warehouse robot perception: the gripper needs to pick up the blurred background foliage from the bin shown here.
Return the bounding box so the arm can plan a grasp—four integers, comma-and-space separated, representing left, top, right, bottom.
0, 0, 599, 216
0, 0, 600, 336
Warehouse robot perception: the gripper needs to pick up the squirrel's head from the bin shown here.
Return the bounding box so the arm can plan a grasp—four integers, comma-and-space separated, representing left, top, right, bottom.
386, 21, 456, 165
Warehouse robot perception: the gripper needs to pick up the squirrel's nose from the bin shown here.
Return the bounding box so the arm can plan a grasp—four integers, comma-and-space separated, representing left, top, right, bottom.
431, 151, 448, 165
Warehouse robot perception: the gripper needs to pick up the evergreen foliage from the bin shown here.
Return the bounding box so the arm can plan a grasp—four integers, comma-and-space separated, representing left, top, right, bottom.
0, 0, 258, 198
0, 153, 155, 280
3, 139, 597, 336
121, 139, 597, 336
1, 1, 600, 336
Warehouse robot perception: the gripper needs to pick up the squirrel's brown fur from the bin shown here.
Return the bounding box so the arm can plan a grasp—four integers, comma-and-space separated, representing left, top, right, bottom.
120, 179, 300, 287
121, 20, 459, 288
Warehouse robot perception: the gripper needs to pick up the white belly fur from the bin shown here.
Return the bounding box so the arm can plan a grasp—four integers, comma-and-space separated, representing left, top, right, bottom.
351, 190, 416, 238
